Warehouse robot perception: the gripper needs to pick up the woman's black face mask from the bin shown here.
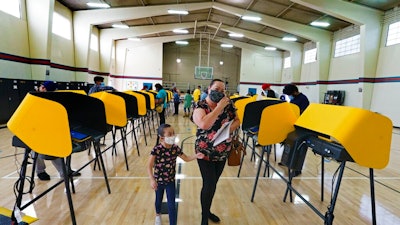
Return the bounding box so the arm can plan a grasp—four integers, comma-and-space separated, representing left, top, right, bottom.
209, 90, 225, 103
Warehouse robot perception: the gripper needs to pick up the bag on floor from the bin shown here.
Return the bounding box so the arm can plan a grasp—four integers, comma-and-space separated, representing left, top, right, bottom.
228, 135, 246, 166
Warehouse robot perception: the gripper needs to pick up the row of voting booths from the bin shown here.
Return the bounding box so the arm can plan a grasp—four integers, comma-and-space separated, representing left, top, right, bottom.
230, 94, 392, 225
0, 78, 92, 125
6, 89, 167, 225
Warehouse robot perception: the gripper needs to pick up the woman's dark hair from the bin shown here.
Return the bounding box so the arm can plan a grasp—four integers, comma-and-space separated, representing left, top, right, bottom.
94, 76, 104, 82
155, 83, 163, 90
157, 124, 171, 137
283, 84, 298, 95
187, 89, 190, 94
209, 78, 224, 87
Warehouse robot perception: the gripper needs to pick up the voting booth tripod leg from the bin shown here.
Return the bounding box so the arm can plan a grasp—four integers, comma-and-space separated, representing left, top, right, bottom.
11, 149, 31, 223
283, 169, 294, 203
120, 127, 129, 170
111, 126, 118, 156
251, 147, 266, 202
29, 151, 39, 193
262, 145, 271, 177
60, 158, 77, 225
324, 161, 346, 225
141, 117, 148, 145
369, 168, 377, 225
93, 140, 111, 194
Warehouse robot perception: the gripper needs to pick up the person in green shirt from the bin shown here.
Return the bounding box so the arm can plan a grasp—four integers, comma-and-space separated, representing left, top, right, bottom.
183, 89, 193, 117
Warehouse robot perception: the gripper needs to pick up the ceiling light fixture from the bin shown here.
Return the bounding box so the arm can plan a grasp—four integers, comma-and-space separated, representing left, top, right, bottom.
168, 9, 189, 15
282, 36, 297, 42
310, 21, 330, 27
264, 46, 277, 51
176, 58, 181, 63
242, 16, 261, 21
175, 41, 189, 45
219, 61, 224, 65
228, 33, 244, 38
112, 24, 129, 29
87, 2, 110, 8
221, 44, 233, 48
173, 29, 189, 34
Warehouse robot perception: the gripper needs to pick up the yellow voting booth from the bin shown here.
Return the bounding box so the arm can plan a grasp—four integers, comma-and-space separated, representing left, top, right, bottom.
7, 93, 77, 225
295, 103, 392, 169
90, 91, 127, 127
7, 93, 72, 157
280, 103, 393, 225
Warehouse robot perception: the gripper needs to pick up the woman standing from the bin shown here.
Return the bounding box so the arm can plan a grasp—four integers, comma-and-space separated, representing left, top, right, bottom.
191, 79, 240, 225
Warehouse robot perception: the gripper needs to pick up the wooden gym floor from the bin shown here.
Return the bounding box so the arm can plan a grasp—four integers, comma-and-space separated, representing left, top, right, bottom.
0, 109, 400, 225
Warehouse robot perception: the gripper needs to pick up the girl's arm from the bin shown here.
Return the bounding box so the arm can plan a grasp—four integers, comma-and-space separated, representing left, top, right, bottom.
147, 155, 157, 190
180, 152, 205, 162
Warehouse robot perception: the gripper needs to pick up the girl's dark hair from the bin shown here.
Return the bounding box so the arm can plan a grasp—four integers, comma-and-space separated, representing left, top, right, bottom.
157, 124, 171, 137
209, 78, 224, 87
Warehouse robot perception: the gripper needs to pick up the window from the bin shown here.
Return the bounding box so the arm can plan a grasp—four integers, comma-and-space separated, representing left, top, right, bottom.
334, 35, 360, 57
90, 34, 98, 51
304, 48, 317, 64
284, 57, 291, 68
52, 12, 71, 40
386, 21, 400, 46
0, 0, 21, 18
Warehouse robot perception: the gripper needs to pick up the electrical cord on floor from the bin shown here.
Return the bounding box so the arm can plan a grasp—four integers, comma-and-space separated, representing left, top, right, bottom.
13, 147, 35, 199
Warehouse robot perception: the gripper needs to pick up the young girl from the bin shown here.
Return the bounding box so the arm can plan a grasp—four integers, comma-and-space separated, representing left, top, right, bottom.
147, 124, 204, 225
183, 89, 193, 117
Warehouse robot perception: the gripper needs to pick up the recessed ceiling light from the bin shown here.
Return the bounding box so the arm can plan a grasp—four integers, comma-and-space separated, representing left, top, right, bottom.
264, 46, 277, 51
219, 61, 224, 65
128, 37, 141, 41
173, 29, 189, 34
242, 16, 261, 21
310, 21, 330, 27
175, 41, 189, 45
176, 58, 181, 63
221, 44, 233, 48
168, 9, 189, 15
228, 33, 244, 38
112, 24, 129, 29
282, 36, 297, 42
87, 2, 110, 8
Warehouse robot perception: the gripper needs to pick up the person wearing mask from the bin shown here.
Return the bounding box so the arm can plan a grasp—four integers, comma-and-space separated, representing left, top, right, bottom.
283, 84, 310, 114
191, 79, 240, 225
261, 83, 277, 98
147, 124, 204, 225
35, 81, 81, 180
88, 76, 115, 94
279, 84, 310, 176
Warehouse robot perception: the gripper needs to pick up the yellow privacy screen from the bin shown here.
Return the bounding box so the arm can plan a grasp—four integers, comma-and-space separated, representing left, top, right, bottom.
295, 103, 392, 169
7, 93, 72, 157
90, 91, 127, 127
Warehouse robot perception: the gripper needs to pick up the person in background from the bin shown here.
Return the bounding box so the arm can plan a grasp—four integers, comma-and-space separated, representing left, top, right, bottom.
192, 79, 240, 225
278, 83, 310, 176
183, 89, 193, 117
155, 83, 167, 126
200, 88, 208, 101
35, 81, 81, 180
283, 84, 310, 114
173, 88, 180, 115
88, 76, 115, 94
147, 124, 204, 225
142, 85, 148, 91
193, 85, 201, 104
261, 83, 277, 98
